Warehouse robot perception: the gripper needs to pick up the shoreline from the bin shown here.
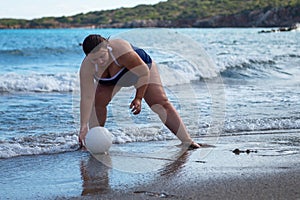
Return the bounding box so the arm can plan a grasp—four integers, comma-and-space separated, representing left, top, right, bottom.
1, 132, 299, 199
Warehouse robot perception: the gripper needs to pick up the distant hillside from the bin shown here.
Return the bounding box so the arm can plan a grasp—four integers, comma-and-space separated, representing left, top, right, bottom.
0, 0, 299, 29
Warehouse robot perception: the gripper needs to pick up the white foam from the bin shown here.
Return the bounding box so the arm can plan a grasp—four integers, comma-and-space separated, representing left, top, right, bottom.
0, 133, 79, 159
0, 126, 177, 159
1, 116, 299, 159
112, 126, 175, 144
0, 72, 79, 93
0, 59, 218, 93
223, 117, 300, 134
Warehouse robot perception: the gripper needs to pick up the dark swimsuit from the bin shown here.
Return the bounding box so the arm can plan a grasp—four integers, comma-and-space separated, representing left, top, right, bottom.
94, 45, 152, 87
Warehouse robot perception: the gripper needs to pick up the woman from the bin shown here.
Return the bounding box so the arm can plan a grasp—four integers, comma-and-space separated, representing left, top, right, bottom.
79, 34, 200, 149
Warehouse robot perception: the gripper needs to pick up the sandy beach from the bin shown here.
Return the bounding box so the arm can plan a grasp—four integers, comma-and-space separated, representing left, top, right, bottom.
71, 131, 300, 200
1, 131, 299, 200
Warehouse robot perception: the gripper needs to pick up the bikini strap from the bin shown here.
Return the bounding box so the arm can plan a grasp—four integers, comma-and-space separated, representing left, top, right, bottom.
95, 64, 99, 72
107, 46, 121, 67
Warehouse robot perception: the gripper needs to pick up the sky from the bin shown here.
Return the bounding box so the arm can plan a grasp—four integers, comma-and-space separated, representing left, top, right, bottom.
0, 0, 166, 20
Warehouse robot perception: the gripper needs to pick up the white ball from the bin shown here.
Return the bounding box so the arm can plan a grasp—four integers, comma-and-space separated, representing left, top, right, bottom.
85, 126, 112, 154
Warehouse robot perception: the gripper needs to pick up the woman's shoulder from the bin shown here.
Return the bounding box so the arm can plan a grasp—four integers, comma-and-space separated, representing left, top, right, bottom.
80, 57, 94, 75
109, 39, 131, 50
81, 57, 92, 68
109, 39, 133, 60
109, 38, 128, 44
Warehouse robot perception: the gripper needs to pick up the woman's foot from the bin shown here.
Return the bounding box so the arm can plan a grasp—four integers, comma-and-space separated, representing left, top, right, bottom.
188, 141, 201, 150
188, 142, 216, 150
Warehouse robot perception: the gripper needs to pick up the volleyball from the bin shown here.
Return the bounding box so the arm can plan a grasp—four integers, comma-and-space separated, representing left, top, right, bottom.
85, 126, 112, 154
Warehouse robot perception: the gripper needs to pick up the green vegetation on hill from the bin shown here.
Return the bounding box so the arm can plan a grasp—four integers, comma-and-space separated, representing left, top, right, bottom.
0, 0, 299, 28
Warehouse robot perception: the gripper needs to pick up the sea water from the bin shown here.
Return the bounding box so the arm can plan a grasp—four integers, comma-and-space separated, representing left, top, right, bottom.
0, 28, 299, 159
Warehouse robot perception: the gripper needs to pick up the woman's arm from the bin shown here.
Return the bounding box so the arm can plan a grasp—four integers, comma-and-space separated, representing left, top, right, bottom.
130, 67, 150, 115
121, 51, 150, 114
109, 39, 150, 114
79, 62, 96, 145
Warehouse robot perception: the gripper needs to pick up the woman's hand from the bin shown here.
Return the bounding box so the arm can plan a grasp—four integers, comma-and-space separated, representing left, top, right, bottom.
79, 125, 88, 149
130, 98, 142, 115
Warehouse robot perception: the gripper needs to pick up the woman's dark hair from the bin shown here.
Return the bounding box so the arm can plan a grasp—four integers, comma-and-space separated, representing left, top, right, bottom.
82, 34, 108, 55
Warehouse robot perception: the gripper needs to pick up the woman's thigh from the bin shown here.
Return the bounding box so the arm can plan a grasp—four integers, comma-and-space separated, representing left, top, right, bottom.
94, 84, 121, 107
144, 63, 168, 106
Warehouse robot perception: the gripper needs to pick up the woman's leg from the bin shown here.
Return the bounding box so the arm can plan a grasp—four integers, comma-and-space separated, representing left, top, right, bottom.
143, 63, 193, 144
93, 84, 121, 127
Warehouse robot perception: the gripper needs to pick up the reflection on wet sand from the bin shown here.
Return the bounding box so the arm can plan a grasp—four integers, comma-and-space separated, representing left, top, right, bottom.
159, 150, 190, 177
79, 144, 208, 197
158, 145, 208, 177
80, 154, 111, 196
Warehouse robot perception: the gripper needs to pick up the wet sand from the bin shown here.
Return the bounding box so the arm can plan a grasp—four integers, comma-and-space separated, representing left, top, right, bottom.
1, 131, 300, 200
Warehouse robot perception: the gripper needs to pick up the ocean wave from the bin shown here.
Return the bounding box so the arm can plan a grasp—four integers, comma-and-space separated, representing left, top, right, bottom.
0, 132, 79, 159
0, 126, 175, 159
0, 49, 25, 56
218, 56, 293, 79
0, 58, 219, 93
1, 116, 299, 159
223, 117, 300, 135
158, 60, 214, 85
0, 46, 80, 57
0, 72, 79, 93
0, 56, 295, 93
